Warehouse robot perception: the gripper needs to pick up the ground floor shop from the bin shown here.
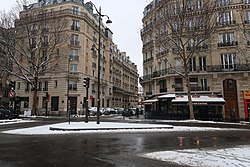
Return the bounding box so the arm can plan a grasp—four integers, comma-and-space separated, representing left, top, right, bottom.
144, 94, 225, 121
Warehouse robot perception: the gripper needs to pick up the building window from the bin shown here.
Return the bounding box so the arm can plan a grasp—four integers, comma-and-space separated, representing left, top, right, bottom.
69, 49, 78, 60
221, 53, 236, 70
54, 80, 58, 88
199, 56, 207, 71
41, 36, 48, 46
245, 11, 250, 24
72, 6, 79, 15
70, 64, 78, 72
218, 32, 235, 46
71, 34, 79, 45
189, 57, 196, 72
71, 20, 80, 31
218, 11, 233, 25
69, 80, 77, 91
174, 78, 183, 92
16, 82, 20, 90
190, 78, 198, 91
216, 0, 231, 6
44, 81, 48, 91
38, 82, 42, 91
245, 0, 250, 4
201, 78, 208, 91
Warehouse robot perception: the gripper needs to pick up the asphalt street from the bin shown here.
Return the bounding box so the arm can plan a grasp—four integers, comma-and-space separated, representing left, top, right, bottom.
0, 118, 250, 167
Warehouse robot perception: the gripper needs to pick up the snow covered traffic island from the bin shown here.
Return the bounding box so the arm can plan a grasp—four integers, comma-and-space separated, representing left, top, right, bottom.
49, 122, 174, 131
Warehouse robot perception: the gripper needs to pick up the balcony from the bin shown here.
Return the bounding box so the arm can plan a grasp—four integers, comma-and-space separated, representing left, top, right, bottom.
42, 28, 49, 33
70, 40, 80, 46
146, 91, 152, 95
175, 87, 183, 92
190, 86, 210, 91
139, 64, 250, 82
217, 20, 236, 26
159, 88, 167, 93
187, 45, 208, 51
218, 41, 238, 47
143, 57, 153, 64
71, 26, 80, 31
69, 55, 79, 61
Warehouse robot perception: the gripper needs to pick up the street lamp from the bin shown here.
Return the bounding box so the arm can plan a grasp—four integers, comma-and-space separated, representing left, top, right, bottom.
67, 58, 72, 124
89, 1, 112, 124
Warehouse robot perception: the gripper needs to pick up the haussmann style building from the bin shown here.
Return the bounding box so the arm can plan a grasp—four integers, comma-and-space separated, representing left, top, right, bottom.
140, 0, 250, 122
11, 0, 138, 116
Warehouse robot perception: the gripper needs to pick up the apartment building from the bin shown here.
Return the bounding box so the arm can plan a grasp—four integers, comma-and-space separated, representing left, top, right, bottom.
12, 0, 138, 115
140, 0, 250, 121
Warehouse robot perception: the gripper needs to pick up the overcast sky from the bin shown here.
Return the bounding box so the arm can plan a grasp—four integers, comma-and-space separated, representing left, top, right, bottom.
0, 0, 151, 76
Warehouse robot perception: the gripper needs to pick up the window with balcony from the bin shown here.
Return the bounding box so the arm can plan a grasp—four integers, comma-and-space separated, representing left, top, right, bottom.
71, 34, 79, 46
196, 0, 203, 10
69, 80, 77, 91
221, 53, 236, 70
216, 0, 231, 6
218, 32, 235, 47
41, 36, 48, 46
218, 11, 234, 25
69, 49, 78, 60
186, 0, 193, 11
71, 20, 80, 31
72, 6, 79, 15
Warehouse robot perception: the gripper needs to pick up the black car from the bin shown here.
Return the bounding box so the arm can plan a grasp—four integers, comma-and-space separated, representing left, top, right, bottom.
0, 106, 19, 119
0, 106, 10, 119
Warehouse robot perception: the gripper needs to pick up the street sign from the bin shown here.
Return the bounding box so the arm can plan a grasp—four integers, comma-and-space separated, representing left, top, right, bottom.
8, 91, 15, 98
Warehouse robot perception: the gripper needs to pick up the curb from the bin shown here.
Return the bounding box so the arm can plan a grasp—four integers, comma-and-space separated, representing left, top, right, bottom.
49, 126, 174, 131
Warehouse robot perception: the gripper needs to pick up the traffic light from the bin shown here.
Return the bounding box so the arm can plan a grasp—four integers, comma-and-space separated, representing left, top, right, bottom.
83, 77, 90, 88
9, 80, 16, 90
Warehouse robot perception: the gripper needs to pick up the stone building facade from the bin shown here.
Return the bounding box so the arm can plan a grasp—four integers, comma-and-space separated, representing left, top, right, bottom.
13, 0, 138, 115
140, 0, 250, 121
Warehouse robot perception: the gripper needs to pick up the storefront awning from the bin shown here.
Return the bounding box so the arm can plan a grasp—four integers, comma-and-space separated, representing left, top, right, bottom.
172, 95, 225, 105
158, 94, 176, 99
142, 99, 158, 104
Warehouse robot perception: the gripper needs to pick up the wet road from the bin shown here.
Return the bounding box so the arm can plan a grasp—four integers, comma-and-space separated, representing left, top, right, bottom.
0, 121, 250, 167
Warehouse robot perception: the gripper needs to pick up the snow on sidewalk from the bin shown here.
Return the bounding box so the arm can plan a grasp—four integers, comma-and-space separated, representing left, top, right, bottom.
142, 145, 250, 167
2, 121, 245, 135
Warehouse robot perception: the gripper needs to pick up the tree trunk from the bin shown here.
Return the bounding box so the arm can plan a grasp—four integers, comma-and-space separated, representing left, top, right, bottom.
183, 57, 195, 120
32, 76, 38, 116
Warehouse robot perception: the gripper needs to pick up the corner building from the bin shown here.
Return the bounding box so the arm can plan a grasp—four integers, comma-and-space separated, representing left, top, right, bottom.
14, 0, 138, 115
140, 0, 250, 121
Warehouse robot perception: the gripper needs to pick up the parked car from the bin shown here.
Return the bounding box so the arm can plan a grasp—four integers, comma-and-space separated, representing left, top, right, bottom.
0, 106, 11, 119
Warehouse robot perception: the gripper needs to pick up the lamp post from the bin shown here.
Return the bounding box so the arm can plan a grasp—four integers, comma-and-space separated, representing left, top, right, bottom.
67, 58, 72, 124
90, 1, 112, 124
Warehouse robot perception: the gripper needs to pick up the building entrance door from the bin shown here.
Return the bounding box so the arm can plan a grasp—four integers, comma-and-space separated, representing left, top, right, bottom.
69, 97, 77, 115
223, 79, 238, 121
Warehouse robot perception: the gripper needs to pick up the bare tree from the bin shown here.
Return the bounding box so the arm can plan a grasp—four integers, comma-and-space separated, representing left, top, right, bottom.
154, 0, 220, 119
0, 1, 69, 115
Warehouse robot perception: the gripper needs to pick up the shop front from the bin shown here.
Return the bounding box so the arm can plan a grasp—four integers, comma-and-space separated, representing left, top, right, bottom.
172, 95, 225, 121
243, 91, 250, 122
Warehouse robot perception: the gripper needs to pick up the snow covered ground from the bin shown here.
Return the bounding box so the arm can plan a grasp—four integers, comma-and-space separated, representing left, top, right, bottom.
1, 120, 250, 167
142, 145, 250, 167
1, 121, 244, 135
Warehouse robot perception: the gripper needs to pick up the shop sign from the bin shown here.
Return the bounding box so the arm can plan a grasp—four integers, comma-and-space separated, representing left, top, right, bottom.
243, 91, 250, 99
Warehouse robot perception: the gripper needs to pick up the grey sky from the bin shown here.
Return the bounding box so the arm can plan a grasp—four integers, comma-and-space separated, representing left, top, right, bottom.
0, 0, 151, 76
